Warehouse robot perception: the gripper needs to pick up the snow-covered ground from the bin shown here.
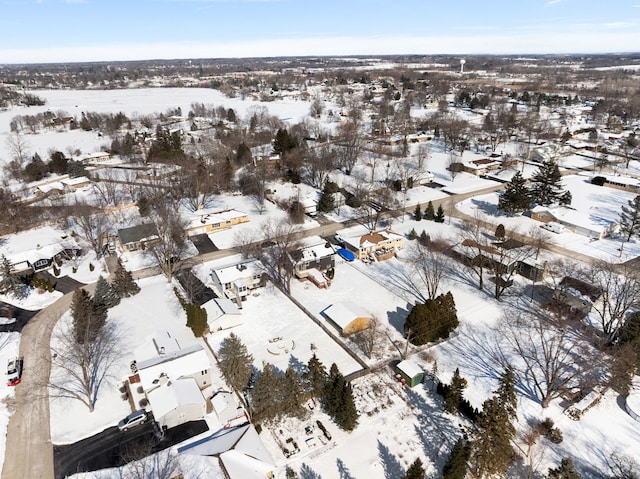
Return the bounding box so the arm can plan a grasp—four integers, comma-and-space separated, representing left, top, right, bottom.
2, 86, 640, 478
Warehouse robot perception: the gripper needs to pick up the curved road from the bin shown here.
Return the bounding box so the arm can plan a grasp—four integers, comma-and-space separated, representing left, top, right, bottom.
0, 177, 610, 479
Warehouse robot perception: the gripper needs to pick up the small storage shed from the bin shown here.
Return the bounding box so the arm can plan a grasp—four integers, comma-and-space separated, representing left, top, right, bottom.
395, 360, 424, 387
323, 302, 371, 335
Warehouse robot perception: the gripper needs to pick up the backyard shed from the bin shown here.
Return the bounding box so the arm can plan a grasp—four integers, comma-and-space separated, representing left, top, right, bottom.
323, 302, 371, 335
395, 360, 424, 387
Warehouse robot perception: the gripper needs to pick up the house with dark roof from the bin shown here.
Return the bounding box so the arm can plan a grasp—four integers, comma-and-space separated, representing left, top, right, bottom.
117, 223, 160, 251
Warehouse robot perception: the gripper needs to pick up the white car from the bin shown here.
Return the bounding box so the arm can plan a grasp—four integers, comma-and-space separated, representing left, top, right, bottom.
118, 409, 147, 431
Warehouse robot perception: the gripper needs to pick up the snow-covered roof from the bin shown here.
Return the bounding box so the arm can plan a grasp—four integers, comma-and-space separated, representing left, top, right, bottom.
146, 377, 205, 419
179, 424, 274, 478
324, 302, 369, 330
37, 181, 64, 194
211, 390, 235, 416
0, 226, 79, 265
60, 176, 90, 186
134, 331, 181, 362
396, 360, 423, 378
136, 343, 211, 391
292, 242, 334, 264
203, 298, 241, 320
211, 259, 262, 285
343, 229, 403, 250
537, 205, 615, 234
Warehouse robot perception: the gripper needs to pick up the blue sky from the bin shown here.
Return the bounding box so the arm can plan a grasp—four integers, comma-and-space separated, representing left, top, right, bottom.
1, 0, 639, 63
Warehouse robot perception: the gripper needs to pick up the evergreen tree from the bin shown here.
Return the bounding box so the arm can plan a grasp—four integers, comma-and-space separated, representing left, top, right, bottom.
424, 201, 435, 221
498, 171, 531, 215
273, 128, 298, 156
113, 258, 140, 297
303, 353, 328, 399
434, 204, 445, 223
495, 223, 506, 241
529, 160, 571, 206
251, 363, 281, 423
334, 379, 359, 431
405, 292, 458, 346
469, 396, 515, 478
444, 368, 468, 414
0, 255, 27, 299
547, 458, 582, 479
408, 228, 417, 240
93, 276, 120, 310
442, 438, 470, 479
495, 366, 518, 421
218, 333, 254, 393
318, 181, 336, 213
619, 194, 640, 241
405, 457, 426, 479
323, 363, 344, 417
71, 288, 105, 344
414, 203, 422, 221
185, 303, 209, 337
418, 230, 430, 246
282, 366, 305, 417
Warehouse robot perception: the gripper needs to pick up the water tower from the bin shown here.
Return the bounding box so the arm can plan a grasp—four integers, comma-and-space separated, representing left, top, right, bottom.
460, 58, 466, 74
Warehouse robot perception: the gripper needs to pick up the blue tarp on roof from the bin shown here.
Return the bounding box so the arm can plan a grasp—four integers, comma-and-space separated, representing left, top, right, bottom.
336, 248, 355, 262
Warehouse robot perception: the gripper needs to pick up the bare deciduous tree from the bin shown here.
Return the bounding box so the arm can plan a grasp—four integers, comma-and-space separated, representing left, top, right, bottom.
499, 309, 604, 408
149, 198, 189, 282
411, 238, 451, 301
72, 201, 110, 256
335, 118, 366, 175
257, 218, 302, 293
49, 318, 122, 412
350, 317, 385, 359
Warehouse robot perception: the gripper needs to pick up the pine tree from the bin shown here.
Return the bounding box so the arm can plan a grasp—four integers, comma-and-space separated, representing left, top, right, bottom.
405, 292, 458, 346
495, 366, 518, 421
620, 194, 640, 241
444, 368, 468, 414
405, 457, 426, 479
318, 181, 336, 213
434, 204, 445, 223
414, 203, 422, 221
113, 258, 140, 297
303, 353, 328, 399
282, 366, 305, 417
498, 171, 531, 214
0, 255, 27, 299
424, 201, 435, 221
323, 363, 344, 417
469, 396, 515, 478
71, 288, 105, 344
547, 458, 582, 479
529, 160, 571, 206
218, 333, 254, 392
93, 276, 120, 310
251, 363, 281, 423
334, 380, 359, 431
185, 303, 209, 337
418, 230, 430, 246
442, 438, 470, 479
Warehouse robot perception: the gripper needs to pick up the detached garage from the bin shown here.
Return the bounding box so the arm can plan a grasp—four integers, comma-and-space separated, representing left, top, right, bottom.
323, 302, 371, 335
395, 360, 424, 387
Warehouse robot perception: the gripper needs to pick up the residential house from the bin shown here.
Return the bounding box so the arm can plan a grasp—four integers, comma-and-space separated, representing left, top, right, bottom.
459, 157, 503, 176
552, 276, 603, 318
61, 176, 91, 192
210, 259, 266, 305
0, 226, 81, 274
179, 424, 275, 479
127, 331, 213, 429
117, 223, 160, 251
79, 151, 111, 164
343, 229, 404, 262
323, 302, 371, 335
289, 242, 335, 288
530, 205, 619, 240
185, 209, 249, 237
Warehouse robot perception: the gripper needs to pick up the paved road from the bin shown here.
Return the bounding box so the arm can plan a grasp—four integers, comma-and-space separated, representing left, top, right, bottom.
0, 177, 610, 479
2, 285, 96, 479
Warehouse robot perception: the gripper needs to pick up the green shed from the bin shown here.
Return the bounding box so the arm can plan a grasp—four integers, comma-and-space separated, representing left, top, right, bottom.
395, 360, 424, 387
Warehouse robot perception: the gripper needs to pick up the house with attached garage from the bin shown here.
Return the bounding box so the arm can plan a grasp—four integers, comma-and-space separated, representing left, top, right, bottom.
530, 205, 619, 240
342, 229, 404, 262
288, 240, 335, 289
184, 209, 249, 237
126, 331, 212, 430
0, 226, 81, 275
